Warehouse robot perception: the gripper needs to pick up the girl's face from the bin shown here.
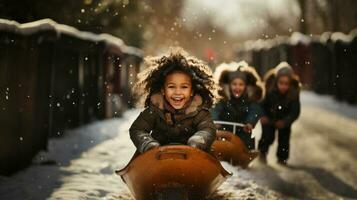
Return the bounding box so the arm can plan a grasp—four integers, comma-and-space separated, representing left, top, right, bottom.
163, 71, 193, 109
277, 75, 291, 94
230, 77, 246, 98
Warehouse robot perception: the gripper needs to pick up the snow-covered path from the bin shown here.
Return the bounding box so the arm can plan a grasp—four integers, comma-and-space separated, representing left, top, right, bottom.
1, 92, 357, 200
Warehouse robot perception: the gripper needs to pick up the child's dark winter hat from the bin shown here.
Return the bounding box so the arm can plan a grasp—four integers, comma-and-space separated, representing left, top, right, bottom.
274, 62, 294, 77
263, 61, 301, 100
228, 70, 248, 83
214, 61, 264, 101
214, 61, 250, 84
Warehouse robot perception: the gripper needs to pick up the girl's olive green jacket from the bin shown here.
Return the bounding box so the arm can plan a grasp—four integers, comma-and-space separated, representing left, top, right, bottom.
129, 93, 216, 153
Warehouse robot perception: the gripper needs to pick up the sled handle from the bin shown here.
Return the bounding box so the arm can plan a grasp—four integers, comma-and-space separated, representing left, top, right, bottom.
156, 150, 188, 160
214, 121, 245, 134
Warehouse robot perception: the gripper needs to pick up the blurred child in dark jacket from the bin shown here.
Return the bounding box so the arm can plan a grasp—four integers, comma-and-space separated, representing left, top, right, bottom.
258, 62, 301, 165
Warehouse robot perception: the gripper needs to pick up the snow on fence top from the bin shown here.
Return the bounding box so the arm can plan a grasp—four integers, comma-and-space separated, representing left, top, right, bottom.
242, 35, 290, 52
349, 29, 357, 39
274, 35, 289, 45
242, 32, 314, 51
331, 32, 353, 43
318, 29, 356, 44
243, 39, 274, 51
236, 29, 357, 53
0, 18, 143, 57
318, 32, 333, 44
289, 32, 311, 45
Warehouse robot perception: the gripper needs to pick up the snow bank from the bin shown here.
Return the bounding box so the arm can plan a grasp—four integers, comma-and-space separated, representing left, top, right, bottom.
210, 162, 284, 200
0, 109, 139, 200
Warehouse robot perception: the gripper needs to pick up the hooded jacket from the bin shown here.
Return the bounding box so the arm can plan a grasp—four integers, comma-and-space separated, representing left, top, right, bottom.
129, 93, 216, 153
261, 62, 301, 127
211, 61, 264, 132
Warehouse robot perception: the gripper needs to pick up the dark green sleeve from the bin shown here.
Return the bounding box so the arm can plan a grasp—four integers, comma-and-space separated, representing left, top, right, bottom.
193, 109, 217, 150
129, 107, 159, 153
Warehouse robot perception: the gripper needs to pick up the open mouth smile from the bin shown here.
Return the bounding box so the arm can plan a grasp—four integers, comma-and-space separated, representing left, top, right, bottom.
171, 97, 185, 105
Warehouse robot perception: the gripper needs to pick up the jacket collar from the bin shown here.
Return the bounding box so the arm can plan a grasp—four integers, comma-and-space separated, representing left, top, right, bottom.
150, 93, 204, 115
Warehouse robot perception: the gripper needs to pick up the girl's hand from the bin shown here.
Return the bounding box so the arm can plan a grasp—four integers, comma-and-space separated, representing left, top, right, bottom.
187, 135, 206, 150
243, 123, 253, 133
260, 116, 269, 125
275, 120, 285, 129
142, 141, 160, 153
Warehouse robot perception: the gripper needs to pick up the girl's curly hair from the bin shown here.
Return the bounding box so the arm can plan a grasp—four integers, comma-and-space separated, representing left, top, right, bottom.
133, 48, 220, 108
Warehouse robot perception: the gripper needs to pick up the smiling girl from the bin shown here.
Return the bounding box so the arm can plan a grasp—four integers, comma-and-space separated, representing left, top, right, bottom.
129, 48, 219, 153
211, 62, 264, 150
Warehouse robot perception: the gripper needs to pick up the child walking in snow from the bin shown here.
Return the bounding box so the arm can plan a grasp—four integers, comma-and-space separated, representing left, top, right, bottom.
129, 48, 219, 153
211, 61, 264, 150
258, 62, 301, 165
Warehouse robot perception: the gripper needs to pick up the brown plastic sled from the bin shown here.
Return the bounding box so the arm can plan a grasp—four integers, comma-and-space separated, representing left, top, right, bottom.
212, 130, 259, 168
116, 145, 230, 200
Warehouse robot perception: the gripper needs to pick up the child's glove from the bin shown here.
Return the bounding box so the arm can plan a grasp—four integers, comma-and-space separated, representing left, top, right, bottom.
141, 141, 160, 153
187, 135, 206, 150
243, 123, 253, 133
260, 116, 270, 125
215, 124, 222, 129
275, 120, 285, 129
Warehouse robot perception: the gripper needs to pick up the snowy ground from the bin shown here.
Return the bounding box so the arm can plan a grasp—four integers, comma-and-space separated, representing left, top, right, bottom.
1, 91, 357, 200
